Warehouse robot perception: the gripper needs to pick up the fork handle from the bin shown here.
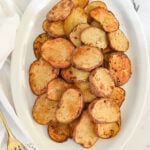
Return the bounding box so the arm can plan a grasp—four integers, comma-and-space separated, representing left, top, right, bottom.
0, 110, 14, 138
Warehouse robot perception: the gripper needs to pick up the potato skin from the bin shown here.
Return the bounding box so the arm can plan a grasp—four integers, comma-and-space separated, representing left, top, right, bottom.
72, 45, 103, 71
48, 122, 70, 142
88, 98, 121, 123
105, 52, 131, 86
41, 38, 75, 68
29, 58, 59, 95
56, 88, 84, 123
33, 33, 52, 59
89, 67, 115, 97
32, 94, 58, 125
47, 0, 74, 22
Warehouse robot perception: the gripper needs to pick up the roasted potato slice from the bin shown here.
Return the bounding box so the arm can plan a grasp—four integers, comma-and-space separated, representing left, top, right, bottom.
61, 66, 90, 83
56, 88, 83, 123
33, 33, 52, 59
64, 7, 88, 36
72, 0, 89, 8
32, 93, 58, 125
95, 117, 121, 138
85, 1, 107, 15
88, 98, 120, 123
73, 111, 98, 148
81, 27, 108, 49
72, 45, 103, 71
48, 21, 65, 37
47, 0, 74, 22
69, 23, 90, 47
105, 52, 131, 86
48, 122, 70, 142
41, 38, 74, 68
108, 29, 129, 52
103, 47, 113, 54
90, 7, 119, 32
29, 58, 59, 95
75, 81, 96, 103
47, 78, 72, 101
110, 87, 125, 107
89, 68, 115, 97
42, 20, 50, 32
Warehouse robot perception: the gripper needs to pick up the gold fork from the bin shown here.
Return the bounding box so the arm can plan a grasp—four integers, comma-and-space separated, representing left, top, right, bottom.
0, 110, 25, 150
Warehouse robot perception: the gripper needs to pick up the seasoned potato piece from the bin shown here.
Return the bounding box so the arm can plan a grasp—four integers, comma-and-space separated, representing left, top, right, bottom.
73, 111, 98, 148
69, 119, 79, 138
90, 20, 102, 29
95, 117, 121, 138
47, 78, 72, 101
64, 7, 88, 36
106, 52, 131, 86
48, 122, 70, 142
81, 27, 108, 49
89, 68, 115, 97
90, 7, 119, 32
32, 94, 58, 125
88, 98, 120, 123
47, 0, 74, 22
48, 21, 65, 37
56, 88, 83, 123
103, 47, 112, 54
41, 38, 74, 68
42, 20, 50, 32
69, 23, 90, 47
61, 66, 89, 83
110, 87, 125, 107
72, 0, 89, 8
72, 45, 103, 71
85, 1, 107, 15
108, 29, 129, 52
75, 81, 96, 103
29, 58, 59, 95
33, 33, 52, 59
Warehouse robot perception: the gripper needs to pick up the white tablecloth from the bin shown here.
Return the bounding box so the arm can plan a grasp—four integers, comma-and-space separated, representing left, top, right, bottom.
0, 0, 150, 149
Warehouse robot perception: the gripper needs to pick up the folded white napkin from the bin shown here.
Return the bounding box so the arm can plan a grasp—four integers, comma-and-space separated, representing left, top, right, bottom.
0, 3, 20, 69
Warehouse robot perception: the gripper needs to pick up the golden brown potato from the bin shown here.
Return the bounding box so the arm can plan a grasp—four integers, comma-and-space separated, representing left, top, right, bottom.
32, 93, 58, 125
29, 58, 59, 95
42, 20, 50, 32
72, 45, 103, 71
85, 1, 107, 15
73, 111, 98, 148
41, 38, 74, 68
69, 23, 90, 47
48, 122, 70, 142
64, 7, 88, 36
108, 29, 129, 52
89, 67, 115, 97
88, 98, 121, 123
90, 20, 103, 29
75, 81, 96, 103
110, 87, 125, 107
81, 27, 108, 49
47, 0, 74, 22
105, 52, 131, 86
69, 119, 79, 138
47, 78, 72, 101
95, 117, 121, 138
72, 0, 89, 8
56, 88, 83, 123
33, 33, 52, 59
48, 21, 65, 37
61, 66, 90, 83
90, 7, 119, 32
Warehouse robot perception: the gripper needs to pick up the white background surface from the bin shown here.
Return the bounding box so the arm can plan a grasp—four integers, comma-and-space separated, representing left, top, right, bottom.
0, 0, 150, 149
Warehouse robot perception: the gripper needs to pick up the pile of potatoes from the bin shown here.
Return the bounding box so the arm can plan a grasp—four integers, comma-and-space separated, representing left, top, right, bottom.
29, 0, 131, 148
